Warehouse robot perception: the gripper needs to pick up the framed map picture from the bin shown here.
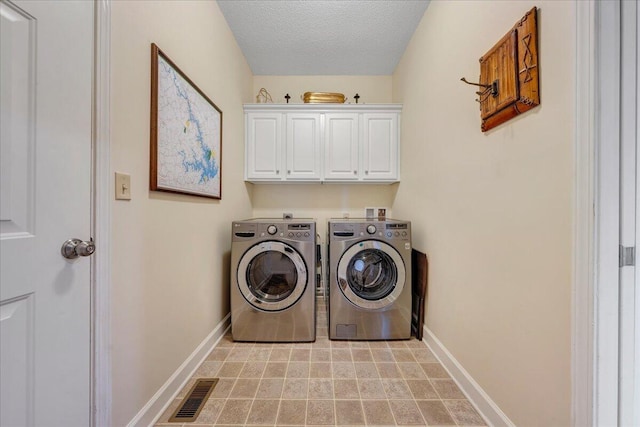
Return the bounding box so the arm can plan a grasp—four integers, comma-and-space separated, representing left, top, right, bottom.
150, 43, 222, 199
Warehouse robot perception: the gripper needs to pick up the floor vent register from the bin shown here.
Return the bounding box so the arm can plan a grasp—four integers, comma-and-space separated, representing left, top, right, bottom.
168, 378, 218, 423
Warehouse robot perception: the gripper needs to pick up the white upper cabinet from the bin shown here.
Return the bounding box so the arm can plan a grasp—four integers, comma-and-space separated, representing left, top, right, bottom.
245, 112, 283, 181
362, 113, 398, 181
324, 113, 360, 181
244, 104, 401, 183
286, 113, 322, 180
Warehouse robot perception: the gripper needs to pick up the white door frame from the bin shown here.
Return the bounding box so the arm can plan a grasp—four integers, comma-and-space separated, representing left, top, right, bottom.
573, 2, 596, 425
573, 0, 637, 425
93, 0, 111, 426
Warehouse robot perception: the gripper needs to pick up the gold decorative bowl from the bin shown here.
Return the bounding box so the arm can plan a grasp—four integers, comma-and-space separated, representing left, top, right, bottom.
302, 92, 346, 103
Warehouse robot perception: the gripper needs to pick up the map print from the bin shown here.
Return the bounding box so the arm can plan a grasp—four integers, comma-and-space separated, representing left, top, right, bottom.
156, 55, 221, 198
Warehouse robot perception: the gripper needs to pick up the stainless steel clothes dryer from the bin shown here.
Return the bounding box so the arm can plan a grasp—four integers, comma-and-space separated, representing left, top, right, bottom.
231, 219, 316, 342
328, 219, 412, 340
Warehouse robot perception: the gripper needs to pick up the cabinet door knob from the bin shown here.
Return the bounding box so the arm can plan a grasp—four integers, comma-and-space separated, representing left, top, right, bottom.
365, 170, 369, 175
287, 170, 291, 174
276, 169, 280, 174
353, 171, 357, 175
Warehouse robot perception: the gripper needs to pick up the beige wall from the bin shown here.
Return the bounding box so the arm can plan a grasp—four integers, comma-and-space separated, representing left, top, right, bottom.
110, 1, 253, 424
251, 183, 398, 245
250, 75, 396, 240
392, 2, 574, 425
253, 75, 392, 105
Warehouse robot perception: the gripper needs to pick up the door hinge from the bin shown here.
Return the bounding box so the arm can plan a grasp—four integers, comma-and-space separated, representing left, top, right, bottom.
619, 245, 635, 267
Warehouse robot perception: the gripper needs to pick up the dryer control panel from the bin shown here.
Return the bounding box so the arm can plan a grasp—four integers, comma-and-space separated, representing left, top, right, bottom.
384, 222, 409, 239
329, 219, 411, 243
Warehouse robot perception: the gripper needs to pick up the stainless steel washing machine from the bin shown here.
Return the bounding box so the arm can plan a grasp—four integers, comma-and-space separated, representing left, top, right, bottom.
328, 219, 412, 340
231, 219, 316, 342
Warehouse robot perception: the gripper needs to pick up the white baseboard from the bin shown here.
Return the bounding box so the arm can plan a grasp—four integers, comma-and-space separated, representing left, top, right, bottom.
127, 314, 231, 427
423, 326, 515, 427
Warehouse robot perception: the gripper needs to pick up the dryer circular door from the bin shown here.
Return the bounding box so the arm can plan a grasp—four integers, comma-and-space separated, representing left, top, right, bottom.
237, 241, 308, 311
337, 240, 406, 310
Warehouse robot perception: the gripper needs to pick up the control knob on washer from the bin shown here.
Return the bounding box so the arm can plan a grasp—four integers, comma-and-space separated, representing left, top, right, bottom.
267, 225, 277, 235
366, 225, 376, 234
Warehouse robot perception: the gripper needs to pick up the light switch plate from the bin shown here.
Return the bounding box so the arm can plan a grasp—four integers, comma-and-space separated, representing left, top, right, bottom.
115, 172, 131, 200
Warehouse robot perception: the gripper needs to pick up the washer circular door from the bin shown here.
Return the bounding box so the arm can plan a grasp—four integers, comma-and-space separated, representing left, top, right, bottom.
237, 241, 308, 311
337, 240, 405, 310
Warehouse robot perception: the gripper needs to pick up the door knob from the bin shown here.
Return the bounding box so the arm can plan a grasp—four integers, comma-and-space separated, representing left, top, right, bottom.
61, 238, 95, 259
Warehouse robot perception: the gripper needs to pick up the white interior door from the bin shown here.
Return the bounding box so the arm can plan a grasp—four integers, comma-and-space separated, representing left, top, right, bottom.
0, 1, 93, 425
635, 4, 640, 420
619, 0, 639, 424
632, 2, 640, 422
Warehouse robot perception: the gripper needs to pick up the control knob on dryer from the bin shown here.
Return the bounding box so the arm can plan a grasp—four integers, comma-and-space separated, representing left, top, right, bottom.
366, 225, 376, 234
267, 225, 277, 235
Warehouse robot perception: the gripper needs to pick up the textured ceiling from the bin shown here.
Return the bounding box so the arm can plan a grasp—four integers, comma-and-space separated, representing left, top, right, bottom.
216, 0, 430, 76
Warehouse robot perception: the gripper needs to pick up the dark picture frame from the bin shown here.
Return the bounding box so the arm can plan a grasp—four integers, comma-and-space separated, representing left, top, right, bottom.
150, 43, 222, 199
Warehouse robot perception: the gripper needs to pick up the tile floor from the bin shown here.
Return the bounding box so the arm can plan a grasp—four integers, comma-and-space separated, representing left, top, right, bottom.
155, 299, 486, 426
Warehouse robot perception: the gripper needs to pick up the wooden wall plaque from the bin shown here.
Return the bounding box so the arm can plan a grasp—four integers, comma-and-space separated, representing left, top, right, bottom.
479, 7, 539, 132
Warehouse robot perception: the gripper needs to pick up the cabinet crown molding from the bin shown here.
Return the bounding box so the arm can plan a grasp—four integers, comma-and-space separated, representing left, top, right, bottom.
244, 103, 402, 112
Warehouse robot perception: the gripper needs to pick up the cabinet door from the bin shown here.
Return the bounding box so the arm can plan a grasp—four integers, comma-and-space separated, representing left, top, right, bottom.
286, 113, 321, 180
246, 112, 283, 180
324, 113, 359, 180
362, 113, 399, 181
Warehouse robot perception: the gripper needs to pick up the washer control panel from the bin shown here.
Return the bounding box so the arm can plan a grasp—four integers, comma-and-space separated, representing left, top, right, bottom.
262, 222, 314, 241
233, 220, 316, 242
285, 223, 313, 240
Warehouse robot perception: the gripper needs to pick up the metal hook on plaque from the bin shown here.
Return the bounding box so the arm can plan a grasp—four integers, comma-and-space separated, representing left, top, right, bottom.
460, 77, 499, 102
